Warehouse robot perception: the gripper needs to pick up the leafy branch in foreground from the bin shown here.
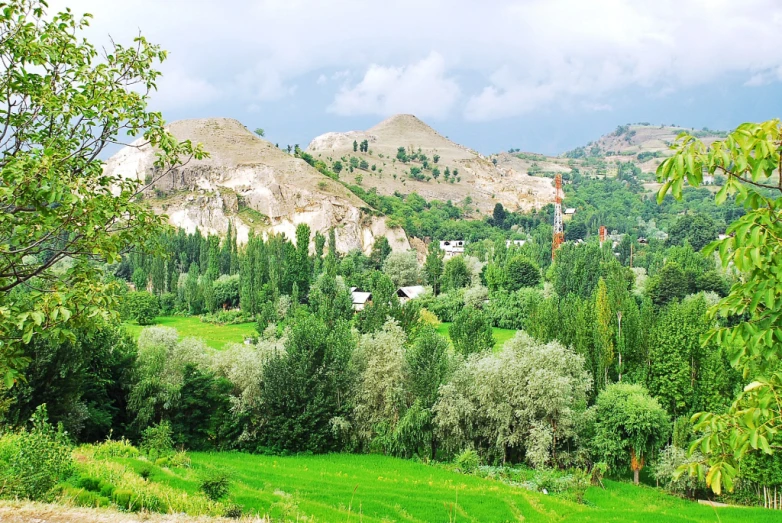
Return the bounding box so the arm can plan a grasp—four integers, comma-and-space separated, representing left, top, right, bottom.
0, 0, 207, 387
656, 119, 782, 494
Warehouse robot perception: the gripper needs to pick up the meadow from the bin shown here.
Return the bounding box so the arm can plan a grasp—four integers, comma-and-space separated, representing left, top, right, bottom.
436, 322, 518, 349
105, 452, 773, 522
123, 316, 257, 350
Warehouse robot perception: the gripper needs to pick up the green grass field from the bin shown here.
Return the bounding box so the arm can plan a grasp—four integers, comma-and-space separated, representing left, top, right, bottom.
114, 452, 773, 522
123, 316, 257, 350
437, 322, 518, 350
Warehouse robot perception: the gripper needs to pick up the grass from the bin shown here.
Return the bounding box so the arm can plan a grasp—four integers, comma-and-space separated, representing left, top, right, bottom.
123, 316, 257, 350
108, 452, 775, 522
437, 322, 518, 350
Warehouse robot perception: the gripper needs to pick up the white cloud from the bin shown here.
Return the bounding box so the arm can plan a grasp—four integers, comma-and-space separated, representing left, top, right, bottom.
328, 52, 460, 118
148, 68, 221, 111
48, 0, 782, 121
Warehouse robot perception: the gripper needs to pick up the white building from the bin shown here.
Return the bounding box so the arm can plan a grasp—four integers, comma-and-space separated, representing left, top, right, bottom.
397, 285, 426, 304
505, 240, 526, 248
439, 240, 465, 258
350, 288, 372, 311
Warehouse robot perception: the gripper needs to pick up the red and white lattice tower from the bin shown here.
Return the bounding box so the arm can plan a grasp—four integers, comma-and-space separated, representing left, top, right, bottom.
599, 225, 607, 245
552, 173, 564, 259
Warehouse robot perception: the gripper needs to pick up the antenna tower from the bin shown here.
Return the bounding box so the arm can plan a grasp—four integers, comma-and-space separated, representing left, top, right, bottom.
552, 173, 564, 259
599, 225, 607, 245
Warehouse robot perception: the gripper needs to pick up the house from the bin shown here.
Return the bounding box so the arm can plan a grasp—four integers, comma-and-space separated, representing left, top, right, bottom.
397, 285, 425, 304
350, 287, 372, 311
439, 240, 465, 258
563, 208, 576, 221
506, 239, 526, 248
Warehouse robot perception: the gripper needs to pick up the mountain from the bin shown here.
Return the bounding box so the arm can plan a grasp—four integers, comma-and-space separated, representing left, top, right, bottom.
306, 114, 556, 214
103, 118, 410, 253
563, 124, 727, 174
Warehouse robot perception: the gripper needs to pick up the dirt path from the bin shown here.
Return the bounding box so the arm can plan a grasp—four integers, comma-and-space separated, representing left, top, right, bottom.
0, 501, 264, 523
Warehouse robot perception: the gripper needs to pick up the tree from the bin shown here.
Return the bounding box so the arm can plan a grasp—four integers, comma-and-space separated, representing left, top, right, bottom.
442, 256, 471, 291
656, 120, 782, 494
594, 278, 614, 390
260, 315, 354, 453
565, 221, 588, 241
353, 140, 358, 152
435, 333, 591, 466
492, 203, 507, 228
332, 160, 343, 174
0, 0, 205, 387
254, 128, 265, 137
405, 326, 450, 458
450, 307, 494, 357
423, 243, 444, 295
433, 154, 440, 164
370, 237, 392, 269
592, 383, 670, 484
382, 251, 420, 287
646, 262, 689, 306
666, 212, 720, 252
504, 256, 541, 290
124, 291, 160, 326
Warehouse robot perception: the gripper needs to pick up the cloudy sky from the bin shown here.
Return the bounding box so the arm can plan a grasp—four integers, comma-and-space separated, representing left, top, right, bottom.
51, 0, 782, 154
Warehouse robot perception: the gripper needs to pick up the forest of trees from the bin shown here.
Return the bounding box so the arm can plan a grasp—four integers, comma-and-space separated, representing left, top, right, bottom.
1, 1, 781, 515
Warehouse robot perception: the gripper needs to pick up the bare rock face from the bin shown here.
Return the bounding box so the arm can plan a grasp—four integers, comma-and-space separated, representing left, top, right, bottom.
306, 114, 556, 214
103, 118, 410, 253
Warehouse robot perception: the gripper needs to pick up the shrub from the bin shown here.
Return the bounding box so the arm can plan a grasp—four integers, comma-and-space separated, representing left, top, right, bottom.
92, 438, 139, 459
418, 308, 440, 327
200, 471, 230, 501
454, 449, 480, 474
124, 291, 160, 325
0, 405, 73, 501
77, 476, 101, 492
139, 466, 152, 480
140, 421, 174, 460
223, 503, 244, 519
112, 488, 135, 511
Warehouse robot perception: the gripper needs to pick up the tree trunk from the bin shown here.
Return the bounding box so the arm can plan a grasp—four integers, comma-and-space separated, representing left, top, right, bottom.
430, 436, 437, 461
633, 468, 640, 485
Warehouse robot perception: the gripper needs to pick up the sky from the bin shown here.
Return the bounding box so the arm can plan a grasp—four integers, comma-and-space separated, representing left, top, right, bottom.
51, 0, 782, 155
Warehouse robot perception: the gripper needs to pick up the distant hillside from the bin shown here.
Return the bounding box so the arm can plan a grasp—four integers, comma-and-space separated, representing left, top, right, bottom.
307, 114, 555, 214
562, 123, 727, 175
103, 118, 410, 253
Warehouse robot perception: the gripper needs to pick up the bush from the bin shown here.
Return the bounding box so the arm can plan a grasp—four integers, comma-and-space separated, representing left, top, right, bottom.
200, 309, 253, 325
200, 471, 230, 501
140, 421, 174, 460
92, 438, 139, 459
124, 291, 159, 325
418, 308, 441, 327
450, 307, 494, 356
159, 292, 176, 314
223, 503, 244, 519
454, 449, 480, 474
0, 405, 73, 500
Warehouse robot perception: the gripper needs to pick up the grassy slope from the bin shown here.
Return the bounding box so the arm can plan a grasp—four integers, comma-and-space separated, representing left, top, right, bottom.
123, 316, 256, 350
117, 453, 772, 523
437, 322, 517, 350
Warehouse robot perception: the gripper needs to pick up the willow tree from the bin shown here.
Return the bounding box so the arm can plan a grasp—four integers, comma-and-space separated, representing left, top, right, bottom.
0, 0, 206, 387
657, 120, 782, 494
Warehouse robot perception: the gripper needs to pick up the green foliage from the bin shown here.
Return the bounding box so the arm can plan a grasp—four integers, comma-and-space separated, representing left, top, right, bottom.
0, 0, 206, 387
656, 120, 782, 495
260, 315, 354, 453
0, 405, 73, 500
141, 421, 174, 460
442, 256, 471, 291
449, 307, 494, 356
1, 322, 137, 441
591, 383, 670, 484
666, 212, 721, 251
199, 471, 230, 501
454, 449, 480, 473
124, 291, 160, 325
